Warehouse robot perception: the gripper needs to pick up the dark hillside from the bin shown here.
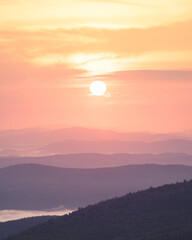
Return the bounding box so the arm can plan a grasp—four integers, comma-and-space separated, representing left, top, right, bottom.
6, 180, 192, 240
0, 216, 55, 240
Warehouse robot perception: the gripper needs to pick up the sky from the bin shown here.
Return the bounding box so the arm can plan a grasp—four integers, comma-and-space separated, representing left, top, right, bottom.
0, 0, 192, 132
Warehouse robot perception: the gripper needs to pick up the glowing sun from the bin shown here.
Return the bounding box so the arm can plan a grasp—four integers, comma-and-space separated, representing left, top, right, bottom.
89, 81, 107, 96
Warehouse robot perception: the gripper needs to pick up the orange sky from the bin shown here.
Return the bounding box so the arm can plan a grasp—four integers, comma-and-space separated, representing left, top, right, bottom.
0, 0, 192, 132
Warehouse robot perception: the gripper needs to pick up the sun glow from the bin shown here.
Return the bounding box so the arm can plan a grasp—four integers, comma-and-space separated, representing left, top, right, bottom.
89, 81, 107, 96
68, 54, 120, 75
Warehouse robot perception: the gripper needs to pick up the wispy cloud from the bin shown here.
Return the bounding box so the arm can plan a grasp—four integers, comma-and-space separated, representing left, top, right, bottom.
0, 0, 21, 4
103, 70, 192, 83
78, 0, 147, 6
0, 19, 191, 89
1, 19, 192, 61
0, 57, 86, 88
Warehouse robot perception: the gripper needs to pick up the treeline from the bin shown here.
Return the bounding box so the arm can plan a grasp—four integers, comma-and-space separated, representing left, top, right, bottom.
5, 180, 192, 240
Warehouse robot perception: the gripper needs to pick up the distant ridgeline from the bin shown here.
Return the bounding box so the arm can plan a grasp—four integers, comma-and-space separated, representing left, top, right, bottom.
1, 164, 192, 210
5, 180, 192, 240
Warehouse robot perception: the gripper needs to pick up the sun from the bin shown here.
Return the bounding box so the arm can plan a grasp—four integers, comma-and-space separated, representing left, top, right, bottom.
89, 81, 107, 96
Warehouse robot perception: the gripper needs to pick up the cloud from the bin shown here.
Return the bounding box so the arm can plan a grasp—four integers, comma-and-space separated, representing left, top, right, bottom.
0, 56, 86, 88
0, 19, 192, 89
82, 19, 192, 55
1, 19, 192, 61
103, 70, 192, 83
0, 0, 17, 3
78, 0, 146, 6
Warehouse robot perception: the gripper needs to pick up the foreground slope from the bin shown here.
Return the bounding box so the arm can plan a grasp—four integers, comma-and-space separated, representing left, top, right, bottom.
6, 180, 192, 240
1, 164, 192, 210
0, 216, 55, 240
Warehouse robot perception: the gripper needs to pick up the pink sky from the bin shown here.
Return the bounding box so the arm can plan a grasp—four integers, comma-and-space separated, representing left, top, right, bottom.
0, 0, 192, 132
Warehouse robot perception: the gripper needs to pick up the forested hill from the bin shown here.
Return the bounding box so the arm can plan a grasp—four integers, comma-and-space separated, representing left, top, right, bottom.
6, 180, 192, 240
0, 216, 55, 240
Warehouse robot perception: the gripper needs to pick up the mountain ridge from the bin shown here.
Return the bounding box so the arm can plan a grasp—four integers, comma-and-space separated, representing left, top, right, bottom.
39, 138, 192, 155
1, 163, 192, 210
